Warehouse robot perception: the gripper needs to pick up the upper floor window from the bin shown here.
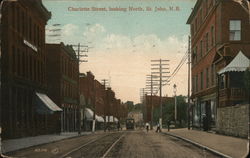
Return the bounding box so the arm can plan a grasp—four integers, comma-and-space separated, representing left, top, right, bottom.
229, 20, 241, 41
211, 26, 214, 46
206, 33, 209, 52
200, 71, 203, 90
200, 40, 203, 58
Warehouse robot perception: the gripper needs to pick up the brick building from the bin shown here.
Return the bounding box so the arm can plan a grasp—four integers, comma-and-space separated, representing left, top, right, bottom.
187, 0, 250, 130
94, 80, 106, 116
1, 0, 63, 139
46, 43, 79, 132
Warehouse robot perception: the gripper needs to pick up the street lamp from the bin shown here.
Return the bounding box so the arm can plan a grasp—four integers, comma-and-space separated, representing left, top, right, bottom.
0, 0, 18, 155
173, 84, 177, 126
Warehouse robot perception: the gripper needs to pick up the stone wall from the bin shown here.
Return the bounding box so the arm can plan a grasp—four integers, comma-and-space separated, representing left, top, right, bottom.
216, 104, 249, 138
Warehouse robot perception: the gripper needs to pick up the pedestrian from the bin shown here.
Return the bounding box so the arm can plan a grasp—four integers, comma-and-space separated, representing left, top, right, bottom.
202, 114, 208, 131
117, 121, 121, 131
145, 122, 149, 132
167, 120, 171, 132
155, 122, 161, 132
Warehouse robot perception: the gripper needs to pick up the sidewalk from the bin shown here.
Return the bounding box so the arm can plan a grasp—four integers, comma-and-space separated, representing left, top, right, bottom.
2, 131, 94, 153
162, 128, 248, 158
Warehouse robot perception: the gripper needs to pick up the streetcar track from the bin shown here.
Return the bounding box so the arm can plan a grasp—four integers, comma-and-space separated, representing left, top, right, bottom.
101, 133, 125, 158
60, 132, 124, 158
59, 133, 113, 158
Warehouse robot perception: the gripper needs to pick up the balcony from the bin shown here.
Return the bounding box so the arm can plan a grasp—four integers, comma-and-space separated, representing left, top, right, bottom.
219, 88, 247, 102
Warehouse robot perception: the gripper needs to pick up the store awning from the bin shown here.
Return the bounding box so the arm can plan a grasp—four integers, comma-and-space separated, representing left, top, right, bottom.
84, 108, 104, 122
85, 108, 94, 121
114, 117, 118, 122
35, 92, 62, 114
218, 51, 250, 74
96, 115, 104, 122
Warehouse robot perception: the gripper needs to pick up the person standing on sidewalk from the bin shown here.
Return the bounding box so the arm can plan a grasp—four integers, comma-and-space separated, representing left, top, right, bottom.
167, 120, 171, 131
145, 122, 149, 132
156, 122, 161, 132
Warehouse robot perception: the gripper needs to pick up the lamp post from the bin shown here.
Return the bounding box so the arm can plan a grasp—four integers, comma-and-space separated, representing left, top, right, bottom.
0, 0, 17, 155
173, 84, 177, 126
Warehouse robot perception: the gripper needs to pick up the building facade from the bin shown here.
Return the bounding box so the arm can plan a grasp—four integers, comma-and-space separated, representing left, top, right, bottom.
1, 0, 63, 139
46, 43, 79, 132
187, 0, 250, 130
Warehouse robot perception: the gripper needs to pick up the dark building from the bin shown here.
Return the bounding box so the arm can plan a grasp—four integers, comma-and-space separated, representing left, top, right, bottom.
187, 0, 250, 130
46, 43, 79, 132
1, 0, 62, 139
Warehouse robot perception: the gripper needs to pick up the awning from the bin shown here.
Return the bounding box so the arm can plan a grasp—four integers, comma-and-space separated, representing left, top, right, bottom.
35, 92, 62, 114
218, 51, 250, 74
114, 117, 118, 122
84, 108, 104, 122
96, 115, 104, 122
85, 108, 94, 121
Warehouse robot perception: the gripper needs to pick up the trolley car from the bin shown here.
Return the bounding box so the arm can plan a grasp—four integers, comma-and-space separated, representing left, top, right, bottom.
126, 118, 135, 130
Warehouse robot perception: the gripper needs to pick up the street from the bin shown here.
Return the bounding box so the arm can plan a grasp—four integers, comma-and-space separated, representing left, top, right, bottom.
8, 130, 220, 158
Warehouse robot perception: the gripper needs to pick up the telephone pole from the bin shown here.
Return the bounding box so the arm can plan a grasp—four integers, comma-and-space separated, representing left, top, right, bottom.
151, 59, 170, 130
102, 79, 108, 132
146, 74, 159, 129
188, 36, 191, 130
74, 43, 89, 134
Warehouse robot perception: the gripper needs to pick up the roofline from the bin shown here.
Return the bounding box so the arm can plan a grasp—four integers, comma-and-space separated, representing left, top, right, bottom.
186, 0, 202, 24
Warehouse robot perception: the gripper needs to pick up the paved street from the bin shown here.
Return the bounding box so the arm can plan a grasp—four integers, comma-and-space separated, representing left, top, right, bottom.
7, 130, 219, 158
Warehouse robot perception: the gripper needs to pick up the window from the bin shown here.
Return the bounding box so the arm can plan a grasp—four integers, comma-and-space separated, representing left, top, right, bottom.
200, 8, 203, 23
200, 71, 203, 90
195, 75, 198, 92
211, 26, 214, 46
191, 24, 194, 36
12, 46, 16, 74
200, 40, 203, 58
206, 67, 209, 88
219, 74, 225, 89
206, 33, 209, 52
195, 18, 198, 32
195, 46, 198, 63
229, 20, 241, 41
211, 64, 215, 85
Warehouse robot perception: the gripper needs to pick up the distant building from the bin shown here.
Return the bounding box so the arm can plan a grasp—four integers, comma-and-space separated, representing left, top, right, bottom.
128, 111, 143, 124
1, 0, 62, 139
46, 43, 79, 132
145, 95, 174, 123
187, 0, 250, 131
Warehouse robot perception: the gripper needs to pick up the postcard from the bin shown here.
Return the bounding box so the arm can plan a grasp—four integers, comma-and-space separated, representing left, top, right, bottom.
0, 0, 249, 157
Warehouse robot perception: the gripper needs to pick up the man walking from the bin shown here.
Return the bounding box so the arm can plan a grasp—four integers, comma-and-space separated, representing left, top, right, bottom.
156, 122, 161, 132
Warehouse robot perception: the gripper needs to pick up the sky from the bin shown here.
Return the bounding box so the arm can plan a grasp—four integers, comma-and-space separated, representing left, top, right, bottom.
43, 0, 196, 104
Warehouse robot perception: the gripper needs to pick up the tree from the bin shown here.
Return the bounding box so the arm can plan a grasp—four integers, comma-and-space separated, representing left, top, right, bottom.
153, 95, 188, 128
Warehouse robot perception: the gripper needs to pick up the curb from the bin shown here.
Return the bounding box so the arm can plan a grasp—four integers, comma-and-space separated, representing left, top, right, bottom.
2, 132, 95, 154
162, 132, 232, 158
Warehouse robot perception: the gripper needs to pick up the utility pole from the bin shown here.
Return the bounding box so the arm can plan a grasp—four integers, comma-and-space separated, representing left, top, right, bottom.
173, 84, 177, 125
75, 43, 89, 135
146, 74, 159, 130
102, 79, 108, 132
92, 81, 96, 133
151, 59, 170, 130
140, 88, 149, 123
188, 36, 191, 130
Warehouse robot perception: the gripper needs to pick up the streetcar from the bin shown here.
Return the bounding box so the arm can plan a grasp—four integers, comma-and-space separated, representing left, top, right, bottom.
125, 118, 135, 130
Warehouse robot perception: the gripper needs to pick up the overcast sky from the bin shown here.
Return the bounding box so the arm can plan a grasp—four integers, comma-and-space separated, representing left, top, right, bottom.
43, 0, 196, 103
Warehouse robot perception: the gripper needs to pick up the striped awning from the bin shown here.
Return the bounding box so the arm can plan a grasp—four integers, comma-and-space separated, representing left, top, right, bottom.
218, 51, 250, 74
